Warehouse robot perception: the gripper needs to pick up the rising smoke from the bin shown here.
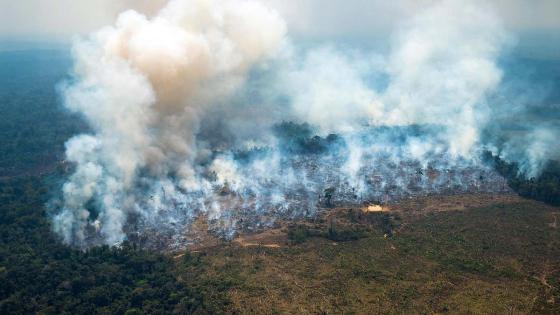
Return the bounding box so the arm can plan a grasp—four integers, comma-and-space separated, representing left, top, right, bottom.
52, 0, 558, 248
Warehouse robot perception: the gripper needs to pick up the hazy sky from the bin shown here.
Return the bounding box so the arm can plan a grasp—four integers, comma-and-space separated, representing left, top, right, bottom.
1, 0, 559, 57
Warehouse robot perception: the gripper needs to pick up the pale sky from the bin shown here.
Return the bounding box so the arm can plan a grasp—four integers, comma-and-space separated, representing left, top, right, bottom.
1, 0, 559, 57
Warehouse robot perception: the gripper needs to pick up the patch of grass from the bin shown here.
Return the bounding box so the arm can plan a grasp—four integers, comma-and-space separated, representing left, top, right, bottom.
287, 225, 311, 244
326, 224, 367, 242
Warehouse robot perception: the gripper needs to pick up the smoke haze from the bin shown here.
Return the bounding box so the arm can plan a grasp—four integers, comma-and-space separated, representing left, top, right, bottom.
50, 0, 559, 248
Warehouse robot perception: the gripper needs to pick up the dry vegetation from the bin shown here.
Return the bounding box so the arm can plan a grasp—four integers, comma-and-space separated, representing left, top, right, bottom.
175, 193, 560, 314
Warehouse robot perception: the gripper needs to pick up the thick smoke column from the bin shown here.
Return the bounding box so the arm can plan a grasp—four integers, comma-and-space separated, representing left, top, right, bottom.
381, 0, 505, 157
283, 0, 507, 156
53, 0, 555, 248
54, 0, 286, 245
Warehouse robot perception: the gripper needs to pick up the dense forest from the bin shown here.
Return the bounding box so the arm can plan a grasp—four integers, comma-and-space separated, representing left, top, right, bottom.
0, 48, 559, 314
484, 152, 560, 206
0, 176, 197, 314
0, 49, 205, 314
0, 49, 84, 177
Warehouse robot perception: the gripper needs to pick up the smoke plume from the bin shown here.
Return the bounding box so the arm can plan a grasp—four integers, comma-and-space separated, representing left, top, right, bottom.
52, 0, 558, 248
54, 0, 286, 245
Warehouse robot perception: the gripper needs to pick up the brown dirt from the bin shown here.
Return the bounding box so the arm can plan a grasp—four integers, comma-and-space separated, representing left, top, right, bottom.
184, 193, 530, 253
388, 193, 524, 215
184, 214, 223, 251
232, 228, 286, 248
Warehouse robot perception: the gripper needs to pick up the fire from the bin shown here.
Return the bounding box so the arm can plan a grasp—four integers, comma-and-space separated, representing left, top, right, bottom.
364, 204, 388, 212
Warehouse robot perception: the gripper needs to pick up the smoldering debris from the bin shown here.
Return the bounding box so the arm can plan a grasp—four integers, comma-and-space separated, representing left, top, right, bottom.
71, 125, 510, 250
50, 0, 556, 249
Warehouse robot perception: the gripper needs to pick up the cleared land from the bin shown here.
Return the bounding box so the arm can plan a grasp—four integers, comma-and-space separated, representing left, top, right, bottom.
175, 193, 560, 314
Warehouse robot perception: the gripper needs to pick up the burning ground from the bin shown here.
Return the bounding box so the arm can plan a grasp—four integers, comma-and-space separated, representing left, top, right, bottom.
50, 0, 559, 249
124, 123, 512, 251
2, 0, 559, 313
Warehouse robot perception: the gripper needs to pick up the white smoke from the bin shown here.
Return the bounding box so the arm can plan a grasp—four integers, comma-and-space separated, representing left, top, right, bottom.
282, 0, 507, 156
380, 0, 506, 157
54, 0, 286, 245
52, 0, 551, 248
499, 125, 559, 178
281, 46, 383, 133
